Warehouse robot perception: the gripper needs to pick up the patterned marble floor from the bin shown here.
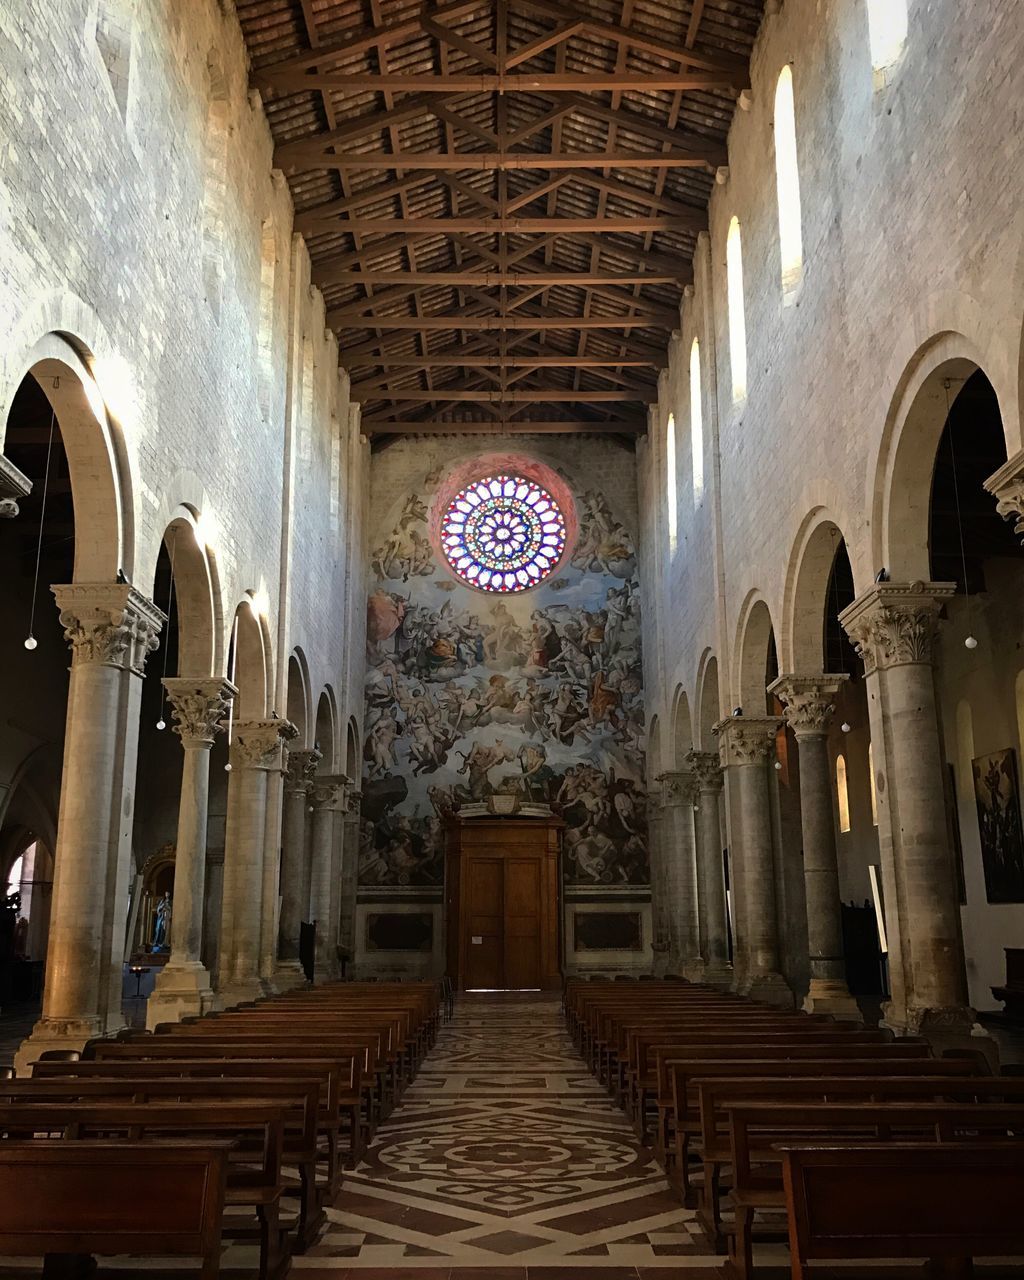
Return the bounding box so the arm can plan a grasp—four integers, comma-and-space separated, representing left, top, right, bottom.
297, 992, 727, 1278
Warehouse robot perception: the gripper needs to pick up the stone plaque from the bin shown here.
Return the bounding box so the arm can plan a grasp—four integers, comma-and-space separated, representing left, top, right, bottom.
573, 910, 643, 952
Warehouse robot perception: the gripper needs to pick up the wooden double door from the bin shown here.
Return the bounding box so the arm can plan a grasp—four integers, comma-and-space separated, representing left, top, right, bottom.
445, 816, 562, 991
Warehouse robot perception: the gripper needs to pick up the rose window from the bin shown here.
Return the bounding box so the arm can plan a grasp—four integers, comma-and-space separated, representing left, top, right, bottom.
441, 474, 566, 592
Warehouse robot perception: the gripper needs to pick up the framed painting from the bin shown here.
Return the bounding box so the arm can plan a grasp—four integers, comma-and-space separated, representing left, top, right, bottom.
971, 749, 1024, 904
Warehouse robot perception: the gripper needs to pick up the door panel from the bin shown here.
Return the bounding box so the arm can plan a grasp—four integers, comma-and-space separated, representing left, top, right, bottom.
504, 857, 542, 990
466, 857, 503, 989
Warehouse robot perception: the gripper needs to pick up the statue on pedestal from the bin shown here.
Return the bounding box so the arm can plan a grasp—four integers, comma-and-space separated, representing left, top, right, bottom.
151, 892, 172, 951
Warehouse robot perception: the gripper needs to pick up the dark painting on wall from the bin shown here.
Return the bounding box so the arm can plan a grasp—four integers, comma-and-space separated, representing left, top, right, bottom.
971, 749, 1024, 904
573, 911, 643, 952
365, 912, 434, 952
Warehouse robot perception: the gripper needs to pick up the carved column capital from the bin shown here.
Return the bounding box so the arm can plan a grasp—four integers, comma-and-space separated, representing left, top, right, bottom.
284, 747, 322, 794
768, 673, 849, 737
344, 789, 363, 821
310, 773, 350, 812
231, 718, 299, 771
656, 770, 695, 806
0, 454, 31, 518
713, 716, 782, 767
162, 677, 238, 748
985, 449, 1024, 541
686, 750, 723, 792
52, 583, 166, 674
839, 581, 956, 675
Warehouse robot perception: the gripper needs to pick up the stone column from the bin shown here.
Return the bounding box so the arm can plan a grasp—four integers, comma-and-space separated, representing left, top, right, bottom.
657, 771, 702, 978
646, 793, 670, 971
217, 719, 296, 1007
16, 585, 164, 1072
308, 774, 348, 982
327, 779, 351, 982
714, 716, 792, 1005
687, 751, 732, 987
276, 747, 321, 986
339, 790, 362, 969
770, 674, 861, 1019
841, 581, 979, 1040
147, 677, 237, 1027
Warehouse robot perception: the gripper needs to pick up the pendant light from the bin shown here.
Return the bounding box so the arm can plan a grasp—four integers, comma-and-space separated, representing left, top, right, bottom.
944, 378, 977, 650
155, 530, 177, 729
24, 399, 57, 651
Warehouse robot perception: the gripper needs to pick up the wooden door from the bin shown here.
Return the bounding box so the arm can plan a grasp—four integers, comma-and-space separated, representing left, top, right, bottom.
504, 857, 542, 989
466, 857, 503, 989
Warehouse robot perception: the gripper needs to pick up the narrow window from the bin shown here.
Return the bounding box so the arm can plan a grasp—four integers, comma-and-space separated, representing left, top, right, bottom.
868, 742, 878, 825
774, 66, 803, 298
93, 0, 134, 121
836, 754, 851, 833
666, 412, 677, 550
257, 219, 277, 421
689, 338, 704, 501
726, 217, 747, 403
202, 54, 230, 318
867, 0, 908, 75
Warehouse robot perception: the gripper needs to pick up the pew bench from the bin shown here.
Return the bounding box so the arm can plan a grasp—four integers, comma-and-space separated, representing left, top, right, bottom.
0, 1139, 229, 1279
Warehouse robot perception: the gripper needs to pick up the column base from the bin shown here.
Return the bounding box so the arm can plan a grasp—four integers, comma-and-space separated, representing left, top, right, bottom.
701, 960, 734, 990
906, 1003, 998, 1068
14, 1015, 104, 1076
802, 980, 863, 1022
216, 977, 264, 1008
271, 961, 308, 992
146, 961, 219, 1030
681, 957, 706, 983
742, 971, 794, 1007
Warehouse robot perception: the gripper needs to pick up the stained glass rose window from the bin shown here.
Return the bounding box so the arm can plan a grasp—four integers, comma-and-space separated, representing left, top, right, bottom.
441, 473, 566, 592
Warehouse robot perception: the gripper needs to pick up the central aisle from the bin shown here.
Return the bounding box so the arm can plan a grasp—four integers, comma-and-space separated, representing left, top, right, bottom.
299, 992, 722, 1277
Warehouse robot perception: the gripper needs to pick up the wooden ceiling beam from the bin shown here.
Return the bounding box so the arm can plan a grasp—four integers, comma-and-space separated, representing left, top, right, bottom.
358, 388, 651, 401
260, 71, 740, 93
332, 215, 700, 232
553, 92, 727, 165
505, 19, 584, 68
361, 418, 647, 433
328, 312, 673, 330
505, 173, 572, 211
289, 150, 713, 171
273, 94, 453, 167
421, 15, 500, 69
427, 102, 500, 147
344, 354, 662, 367
312, 268, 685, 285
294, 174, 431, 231
436, 172, 501, 213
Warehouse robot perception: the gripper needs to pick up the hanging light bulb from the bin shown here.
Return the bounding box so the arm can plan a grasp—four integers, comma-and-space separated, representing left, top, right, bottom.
224, 762, 232, 772
965, 635, 978, 650
773, 760, 783, 771
841, 720, 851, 733
156, 717, 166, 730
23, 635, 38, 651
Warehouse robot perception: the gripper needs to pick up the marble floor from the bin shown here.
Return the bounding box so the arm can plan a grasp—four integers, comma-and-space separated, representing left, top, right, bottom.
297, 992, 721, 1277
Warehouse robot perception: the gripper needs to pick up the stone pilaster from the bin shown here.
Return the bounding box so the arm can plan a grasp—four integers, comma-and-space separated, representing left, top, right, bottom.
146, 676, 237, 1028
217, 717, 298, 1007
686, 750, 732, 987
714, 716, 792, 1006
656, 771, 702, 978
0, 454, 31, 518
840, 580, 980, 1044
339, 790, 362, 965
275, 747, 321, 986
309, 773, 349, 982
16, 585, 165, 1072
769, 673, 861, 1020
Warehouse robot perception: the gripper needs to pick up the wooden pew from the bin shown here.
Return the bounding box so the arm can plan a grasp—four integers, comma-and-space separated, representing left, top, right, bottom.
0, 1101, 291, 1280
725, 1101, 1024, 1279
780, 1142, 1024, 1278
0, 1140, 229, 1279
695, 1073, 1024, 1248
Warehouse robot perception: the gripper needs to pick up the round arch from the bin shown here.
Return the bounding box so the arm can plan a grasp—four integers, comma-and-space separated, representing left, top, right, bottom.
734, 594, 777, 714
314, 688, 338, 771
782, 509, 850, 673
149, 511, 218, 678
345, 716, 359, 777
696, 651, 722, 751
286, 650, 311, 746
648, 714, 662, 781
670, 685, 693, 769
231, 599, 270, 720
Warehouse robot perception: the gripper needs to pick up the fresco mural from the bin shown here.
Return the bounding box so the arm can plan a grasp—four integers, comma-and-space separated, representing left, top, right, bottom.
360, 470, 647, 890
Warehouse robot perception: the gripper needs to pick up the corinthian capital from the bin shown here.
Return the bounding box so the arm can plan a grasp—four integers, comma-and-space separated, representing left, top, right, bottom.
768, 673, 848, 736
713, 715, 782, 767
686, 750, 723, 792
231, 718, 299, 770
310, 773, 350, 812
0, 455, 31, 519
52, 583, 165, 674
656, 770, 695, 807
345, 789, 363, 819
839, 581, 955, 675
284, 747, 322, 794
163, 677, 238, 748
984, 450, 1024, 541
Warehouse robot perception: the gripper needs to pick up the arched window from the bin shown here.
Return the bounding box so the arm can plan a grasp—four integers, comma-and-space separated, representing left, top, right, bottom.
666, 412, 678, 550
866, 0, 907, 74
868, 742, 878, 825
774, 66, 803, 297
5, 855, 23, 900
689, 339, 704, 501
836, 755, 851, 833
726, 217, 747, 402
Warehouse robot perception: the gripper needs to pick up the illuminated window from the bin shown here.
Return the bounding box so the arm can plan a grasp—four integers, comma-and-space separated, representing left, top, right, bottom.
774, 66, 803, 297
666, 413, 678, 550
867, 0, 907, 74
868, 742, 878, 825
690, 339, 704, 501
5, 855, 23, 899
441, 474, 566, 592
726, 217, 747, 402
836, 755, 851, 833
